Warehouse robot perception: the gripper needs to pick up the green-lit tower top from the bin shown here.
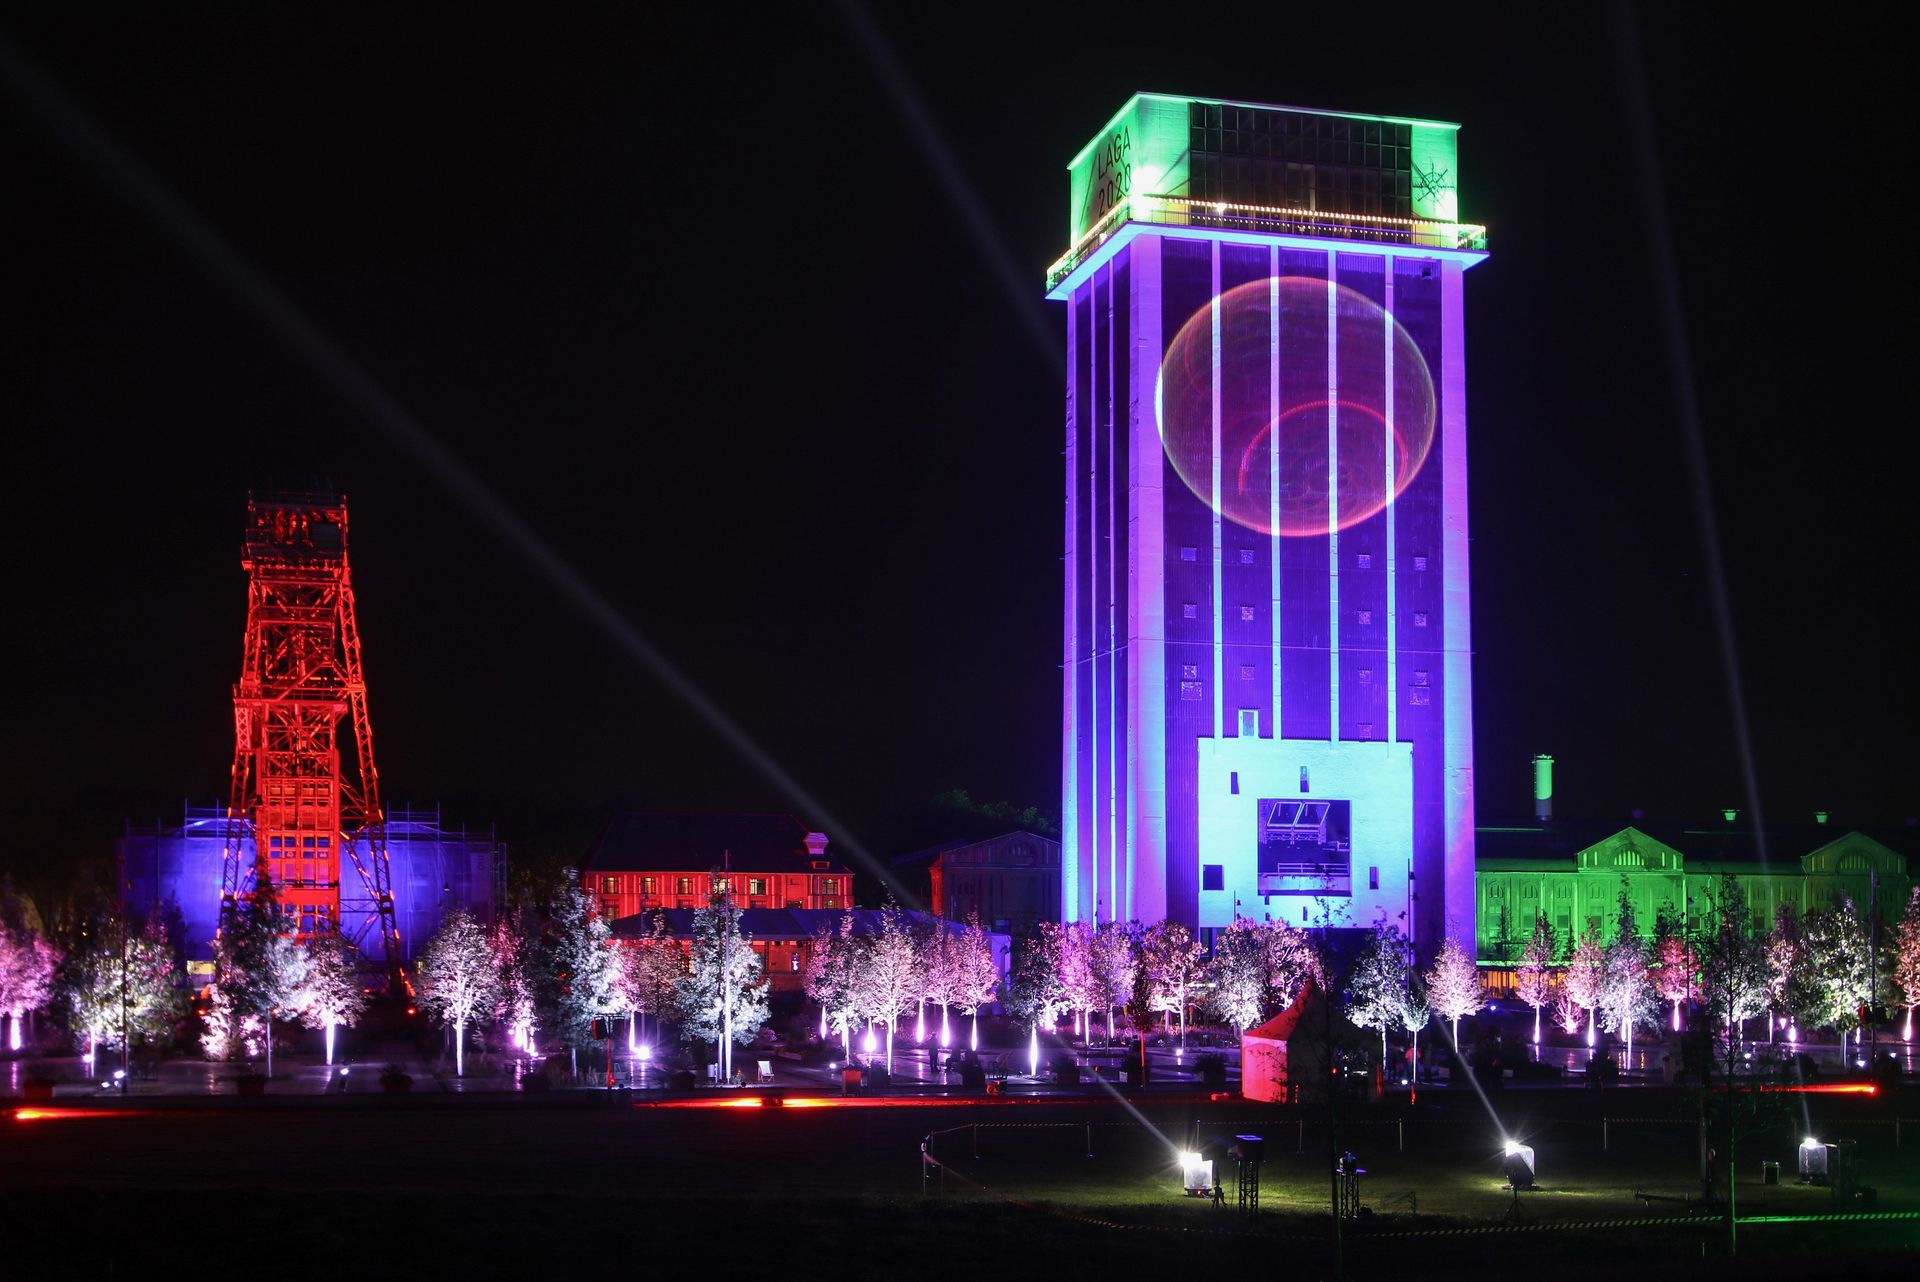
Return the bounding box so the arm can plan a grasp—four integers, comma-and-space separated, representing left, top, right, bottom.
1048, 92, 1486, 294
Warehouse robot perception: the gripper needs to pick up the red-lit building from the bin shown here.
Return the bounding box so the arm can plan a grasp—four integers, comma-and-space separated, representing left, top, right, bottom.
582, 811, 854, 921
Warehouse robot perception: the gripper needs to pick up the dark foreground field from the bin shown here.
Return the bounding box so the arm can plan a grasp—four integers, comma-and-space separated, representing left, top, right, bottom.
2, 1088, 1915, 1280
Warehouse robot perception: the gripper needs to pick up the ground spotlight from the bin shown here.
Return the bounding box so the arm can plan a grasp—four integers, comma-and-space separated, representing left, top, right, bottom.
1502, 1141, 1536, 1190
1178, 1149, 1215, 1197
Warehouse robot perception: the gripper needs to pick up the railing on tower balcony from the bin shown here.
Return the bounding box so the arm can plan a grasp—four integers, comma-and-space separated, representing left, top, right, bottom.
1046, 194, 1489, 292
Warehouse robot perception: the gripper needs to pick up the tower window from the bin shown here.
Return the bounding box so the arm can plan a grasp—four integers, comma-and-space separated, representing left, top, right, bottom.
1369, 866, 1380, 891
1179, 680, 1204, 701
1239, 605, 1256, 621
1238, 709, 1259, 737
1180, 546, 1198, 562
1356, 552, 1372, 570
1237, 548, 1255, 565
1411, 670, 1429, 686
1182, 603, 1199, 619
1299, 767, 1310, 793
1413, 555, 1429, 572
1413, 611, 1429, 628
1357, 722, 1374, 739
1182, 663, 1200, 679
1239, 664, 1255, 680
1229, 771, 1240, 795
1357, 609, 1373, 626
1203, 864, 1225, 891
1357, 668, 1372, 683
1410, 688, 1432, 706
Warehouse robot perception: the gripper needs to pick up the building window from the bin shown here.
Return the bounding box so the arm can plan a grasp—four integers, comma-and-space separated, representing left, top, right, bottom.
1203, 864, 1225, 891
1412, 555, 1429, 572
1356, 609, 1372, 626
1237, 547, 1255, 565
1413, 611, 1429, 628
791, 953, 801, 973
1299, 767, 1310, 793
1182, 602, 1199, 619
642, 876, 656, 895
1369, 866, 1380, 891
1182, 663, 1200, 679
1180, 545, 1198, 562
1239, 605, 1256, 622
1238, 708, 1259, 737
601, 876, 619, 894
1230, 771, 1240, 795
1239, 664, 1255, 680
1411, 670, 1429, 686
1410, 688, 1431, 706
748, 877, 767, 896
1356, 552, 1372, 570
1179, 680, 1204, 701
1357, 722, 1373, 739
1357, 668, 1372, 683
676, 877, 694, 895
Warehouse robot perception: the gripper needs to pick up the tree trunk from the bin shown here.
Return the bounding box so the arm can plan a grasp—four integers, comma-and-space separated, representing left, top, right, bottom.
265, 1016, 273, 1079
324, 1017, 335, 1067
456, 1019, 466, 1077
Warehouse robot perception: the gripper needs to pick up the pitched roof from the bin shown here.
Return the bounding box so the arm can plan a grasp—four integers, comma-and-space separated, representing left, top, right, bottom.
582, 811, 846, 874
607, 906, 979, 942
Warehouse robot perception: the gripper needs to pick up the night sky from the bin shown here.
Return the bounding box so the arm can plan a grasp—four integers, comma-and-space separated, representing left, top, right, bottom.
3, 4, 1912, 889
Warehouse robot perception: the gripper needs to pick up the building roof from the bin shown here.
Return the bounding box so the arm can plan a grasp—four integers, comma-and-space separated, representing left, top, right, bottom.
582, 811, 845, 875
1474, 818, 1916, 876
608, 906, 981, 943
888, 829, 1061, 870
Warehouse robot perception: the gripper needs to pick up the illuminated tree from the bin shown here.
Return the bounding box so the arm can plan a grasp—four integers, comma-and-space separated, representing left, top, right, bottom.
68, 918, 182, 1072
1648, 903, 1695, 1033
1598, 891, 1656, 1065
489, 912, 537, 1054
1514, 913, 1556, 1046
1398, 972, 1431, 1081
1552, 988, 1585, 1036
618, 912, 682, 1052
803, 914, 866, 1055
1763, 905, 1814, 1039
1139, 919, 1204, 1046
951, 913, 1001, 1052
0, 888, 60, 1051
1563, 922, 1605, 1049
1801, 898, 1875, 1048
1893, 888, 1920, 1042
1206, 918, 1273, 1033
199, 981, 263, 1062
417, 909, 498, 1077
1423, 934, 1484, 1049
537, 872, 624, 1072
674, 889, 769, 1079
856, 903, 922, 1074
1006, 921, 1068, 1032
919, 923, 960, 1048
221, 881, 311, 1079
1089, 921, 1140, 1043
1055, 920, 1101, 1041
296, 931, 367, 1067
1692, 874, 1774, 1258
1344, 922, 1411, 1069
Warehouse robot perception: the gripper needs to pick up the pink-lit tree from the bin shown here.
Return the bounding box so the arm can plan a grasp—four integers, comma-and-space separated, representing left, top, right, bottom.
489, 914, 536, 1055
1514, 913, 1556, 1046
1423, 934, 1484, 1050
295, 931, 367, 1067
620, 913, 683, 1054
1090, 921, 1140, 1043
0, 903, 59, 1053
1056, 921, 1100, 1042
919, 923, 960, 1048
1648, 904, 1694, 1033
1139, 919, 1204, 1047
417, 908, 498, 1077
1552, 988, 1585, 1036
1563, 922, 1605, 1049
1893, 888, 1920, 1043
803, 914, 867, 1057
952, 913, 1000, 1052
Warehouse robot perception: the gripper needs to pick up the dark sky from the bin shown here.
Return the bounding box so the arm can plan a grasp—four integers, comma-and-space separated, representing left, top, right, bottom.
3, 4, 1912, 885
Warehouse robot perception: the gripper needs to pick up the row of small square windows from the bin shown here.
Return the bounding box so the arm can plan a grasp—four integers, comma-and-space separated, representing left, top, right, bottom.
1179, 547, 1430, 573
1202, 865, 1383, 891
1180, 602, 1428, 627
1180, 663, 1428, 683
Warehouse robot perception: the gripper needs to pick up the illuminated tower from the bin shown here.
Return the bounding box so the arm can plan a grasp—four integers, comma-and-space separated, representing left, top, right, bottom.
1048, 95, 1487, 952
221, 493, 398, 973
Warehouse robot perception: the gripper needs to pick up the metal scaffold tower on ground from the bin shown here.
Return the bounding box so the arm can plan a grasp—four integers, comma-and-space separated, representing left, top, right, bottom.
220, 492, 398, 978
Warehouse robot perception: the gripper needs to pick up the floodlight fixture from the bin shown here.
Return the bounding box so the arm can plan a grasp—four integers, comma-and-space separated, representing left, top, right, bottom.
1798, 1136, 1831, 1184
1502, 1141, 1536, 1190
1179, 1150, 1215, 1197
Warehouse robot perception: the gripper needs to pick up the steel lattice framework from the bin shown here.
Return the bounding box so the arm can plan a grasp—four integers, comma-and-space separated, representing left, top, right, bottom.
220, 493, 398, 976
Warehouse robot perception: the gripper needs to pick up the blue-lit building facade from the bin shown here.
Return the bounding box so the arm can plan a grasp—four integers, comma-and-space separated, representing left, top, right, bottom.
119, 805, 501, 979
1050, 94, 1488, 951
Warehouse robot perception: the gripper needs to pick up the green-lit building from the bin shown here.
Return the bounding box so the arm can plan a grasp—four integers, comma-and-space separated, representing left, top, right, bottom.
1473, 815, 1914, 984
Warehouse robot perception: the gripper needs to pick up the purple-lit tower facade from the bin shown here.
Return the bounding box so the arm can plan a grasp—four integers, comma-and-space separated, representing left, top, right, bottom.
1049, 95, 1488, 952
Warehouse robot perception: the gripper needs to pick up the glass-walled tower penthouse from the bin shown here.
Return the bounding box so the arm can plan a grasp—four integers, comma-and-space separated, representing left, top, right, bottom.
1048, 93, 1488, 951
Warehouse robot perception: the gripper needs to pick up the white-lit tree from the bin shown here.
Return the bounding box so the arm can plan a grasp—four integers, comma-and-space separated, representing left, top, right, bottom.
545, 873, 624, 1072
1693, 874, 1772, 1257
222, 883, 311, 1080
1139, 919, 1204, 1047
952, 913, 1000, 1052
802, 914, 865, 1056
1514, 913, 1556, 1047
1563, 922, 1605, 1050
1344, 921, 1410, 1069
1893, 887, 1920, 1043
675, 891, 769, 1080
1763, 905, 1814, 1041
1007, 922, 1068, 1075
1423, 934, 1484, 1050
1801, 898, 1874, 1052
1090, 921, 1140, 1043
619, 912, 682, 1054
1399, 972, 1431, 1082
296, 931, 367, 1067
70, 918, 182, 1072
858, 903, 922, 1075
1552, 988, 1585, 1036
1599, 895, 1656, 1064
417, 909, 498, 1077
1206, 917, 1272, 1033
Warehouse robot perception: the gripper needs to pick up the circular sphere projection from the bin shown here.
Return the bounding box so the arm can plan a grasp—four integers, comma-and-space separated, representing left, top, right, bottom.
1155, 276, 1435, 537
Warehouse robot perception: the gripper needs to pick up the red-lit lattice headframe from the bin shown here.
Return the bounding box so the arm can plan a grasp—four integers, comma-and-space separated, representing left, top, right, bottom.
220, 493, 397, 977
